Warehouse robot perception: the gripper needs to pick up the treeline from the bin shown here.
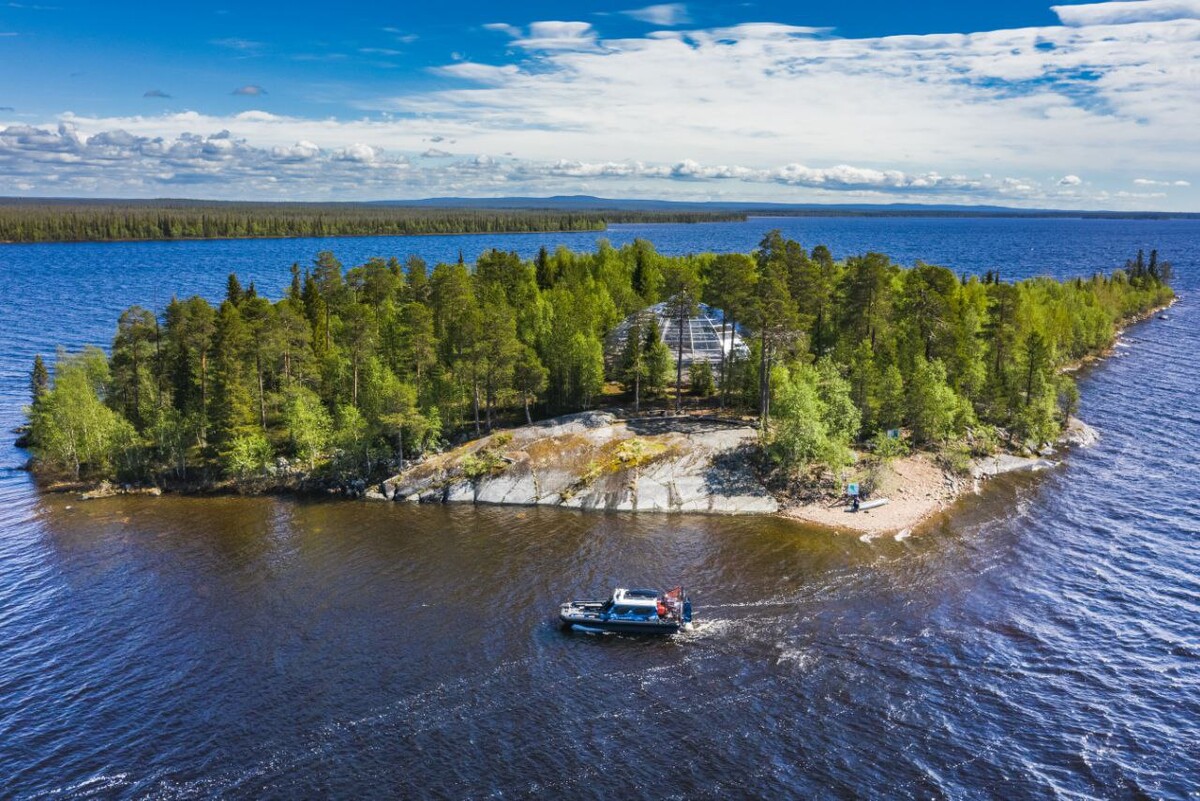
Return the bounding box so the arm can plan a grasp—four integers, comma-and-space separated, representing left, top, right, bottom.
24, 236, 1173, 485
0, 199, 742, 243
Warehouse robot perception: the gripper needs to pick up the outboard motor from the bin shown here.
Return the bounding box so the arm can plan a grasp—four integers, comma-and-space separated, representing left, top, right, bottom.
683, 599, 693, 624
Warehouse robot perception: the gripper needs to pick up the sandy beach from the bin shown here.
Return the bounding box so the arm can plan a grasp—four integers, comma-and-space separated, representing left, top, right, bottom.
778, 453, 960, 537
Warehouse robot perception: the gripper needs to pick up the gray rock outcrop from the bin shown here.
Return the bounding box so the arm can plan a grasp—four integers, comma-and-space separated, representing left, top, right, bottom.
381, 413, 778, 515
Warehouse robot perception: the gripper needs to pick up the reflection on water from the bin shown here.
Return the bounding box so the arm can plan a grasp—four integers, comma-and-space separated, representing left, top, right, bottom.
0, 218, 1197, 797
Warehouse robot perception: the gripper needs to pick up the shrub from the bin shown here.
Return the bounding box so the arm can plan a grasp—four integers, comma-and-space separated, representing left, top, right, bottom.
689, 360, 715, 397
937, 441, 974, 476
870, 430, 910, 462
461, 448, 507, 479
222, 432, 274, 478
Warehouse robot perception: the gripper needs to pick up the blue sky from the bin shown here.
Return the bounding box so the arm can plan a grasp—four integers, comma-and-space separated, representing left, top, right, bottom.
1, 0, 1197, 209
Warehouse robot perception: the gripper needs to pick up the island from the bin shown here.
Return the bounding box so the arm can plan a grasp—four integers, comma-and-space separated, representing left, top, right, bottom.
21, 234, 1174, 535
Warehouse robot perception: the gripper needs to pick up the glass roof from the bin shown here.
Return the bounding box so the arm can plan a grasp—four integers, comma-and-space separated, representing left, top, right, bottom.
605, 300, 749, 370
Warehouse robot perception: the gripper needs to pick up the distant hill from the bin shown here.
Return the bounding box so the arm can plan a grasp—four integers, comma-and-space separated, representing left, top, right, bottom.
380, 195, 1198, 220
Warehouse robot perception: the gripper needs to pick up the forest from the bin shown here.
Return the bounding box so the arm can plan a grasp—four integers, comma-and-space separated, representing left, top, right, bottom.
0, 199, 740, 243
23, 234, 1174, 487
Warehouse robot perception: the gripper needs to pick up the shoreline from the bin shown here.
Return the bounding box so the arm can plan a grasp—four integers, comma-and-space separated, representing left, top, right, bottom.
779, 297, 1178, 537
24, 301, 1175, 535
31, 413, 1096, 538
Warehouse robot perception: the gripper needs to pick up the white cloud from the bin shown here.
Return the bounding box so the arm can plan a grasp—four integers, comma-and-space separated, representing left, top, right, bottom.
271, 140, 320, 161
232, 85, 267, 96
623, 4, 691, 26
1134, 177, 1191, 186
1053, 0, 1200, 26
382, 27, 419, 44
335, 142, 379, 163
512, 21, 599, 51
5, 4, 1200, 208
0, 120, 1068, 204
483, 22, 520, 37
211, 37, 263, 52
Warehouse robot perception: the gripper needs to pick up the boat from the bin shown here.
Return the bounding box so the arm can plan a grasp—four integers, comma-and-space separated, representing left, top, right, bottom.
559, 587, 693, 635
848, 497, 890, 512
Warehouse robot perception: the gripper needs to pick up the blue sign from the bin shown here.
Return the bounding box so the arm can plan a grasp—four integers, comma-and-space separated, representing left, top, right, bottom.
847, 483, 860, 497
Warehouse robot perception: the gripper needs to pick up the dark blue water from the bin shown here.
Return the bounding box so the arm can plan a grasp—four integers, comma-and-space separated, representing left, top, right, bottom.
0, 217, 1197, 798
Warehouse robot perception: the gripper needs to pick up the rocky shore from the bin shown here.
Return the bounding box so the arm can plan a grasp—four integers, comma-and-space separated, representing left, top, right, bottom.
42, 410, 1102, 535
370, 410, 1101, 533
378, 411, 779, 515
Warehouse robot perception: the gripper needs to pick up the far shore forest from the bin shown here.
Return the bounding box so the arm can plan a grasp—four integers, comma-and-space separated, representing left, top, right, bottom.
24, 233, 1174, 488
0, 199, 739, 243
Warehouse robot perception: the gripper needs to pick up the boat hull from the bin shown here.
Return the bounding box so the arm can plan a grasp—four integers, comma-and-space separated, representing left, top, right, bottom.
559, 615, 680, 635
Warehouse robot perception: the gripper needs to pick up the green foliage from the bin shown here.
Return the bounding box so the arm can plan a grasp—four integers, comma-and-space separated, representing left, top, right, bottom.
967, 424, 1002, 457
814, 358, 861, 445
906, 357, 973, 444
28, 348, 133, 479
25, 240, 1172, 486
222, 431, 273, 478
461, 448, 507, 480
937, 440, 975, 477
767, 363, 854, 472
284, 386, 333, 470
689, 360, 715, 397
870, 430, 910, 462
30, 354, 49, 404
1056, 376, 1081, 425
0, 199, 743, 243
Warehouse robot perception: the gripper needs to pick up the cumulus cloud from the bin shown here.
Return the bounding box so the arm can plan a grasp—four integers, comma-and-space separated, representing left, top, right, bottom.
271, 140, 321, 161
391, 9, 1199, 203
422, 148, 453, 157
232, 85, 267, 96
335, 142, 379, 162
623, 4, 691, 26
0, 122, 413, 198
1053, 0, 1200, 26
4, 3, 1199, 208
0, 119, 1066, 204
143, 89, 171, 99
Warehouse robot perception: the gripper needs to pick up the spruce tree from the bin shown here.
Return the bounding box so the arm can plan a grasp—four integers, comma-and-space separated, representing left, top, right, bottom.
30, 354, 49, 404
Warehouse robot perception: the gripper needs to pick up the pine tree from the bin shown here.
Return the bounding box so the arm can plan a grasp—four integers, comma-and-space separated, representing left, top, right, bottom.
225, 273, 244, 306
30, 354, 49, 404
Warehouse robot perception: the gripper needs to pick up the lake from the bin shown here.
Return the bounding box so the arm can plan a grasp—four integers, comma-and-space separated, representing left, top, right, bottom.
0, 217, 1197, 798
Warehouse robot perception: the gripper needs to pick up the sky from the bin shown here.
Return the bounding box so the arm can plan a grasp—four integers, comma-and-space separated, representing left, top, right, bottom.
0, 0, 1197, 209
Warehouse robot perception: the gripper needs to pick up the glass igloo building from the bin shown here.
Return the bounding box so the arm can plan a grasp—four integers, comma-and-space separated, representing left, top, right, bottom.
605, 301, 750, 375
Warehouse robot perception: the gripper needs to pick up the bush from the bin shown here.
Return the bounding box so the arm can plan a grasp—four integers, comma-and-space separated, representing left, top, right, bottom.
966, 425, 1001, 457
937, 441, 975, 476
870, 430, 910, 462
689, 360, 715, 397
222, 432, 273, 478
461, 448, 507, 479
